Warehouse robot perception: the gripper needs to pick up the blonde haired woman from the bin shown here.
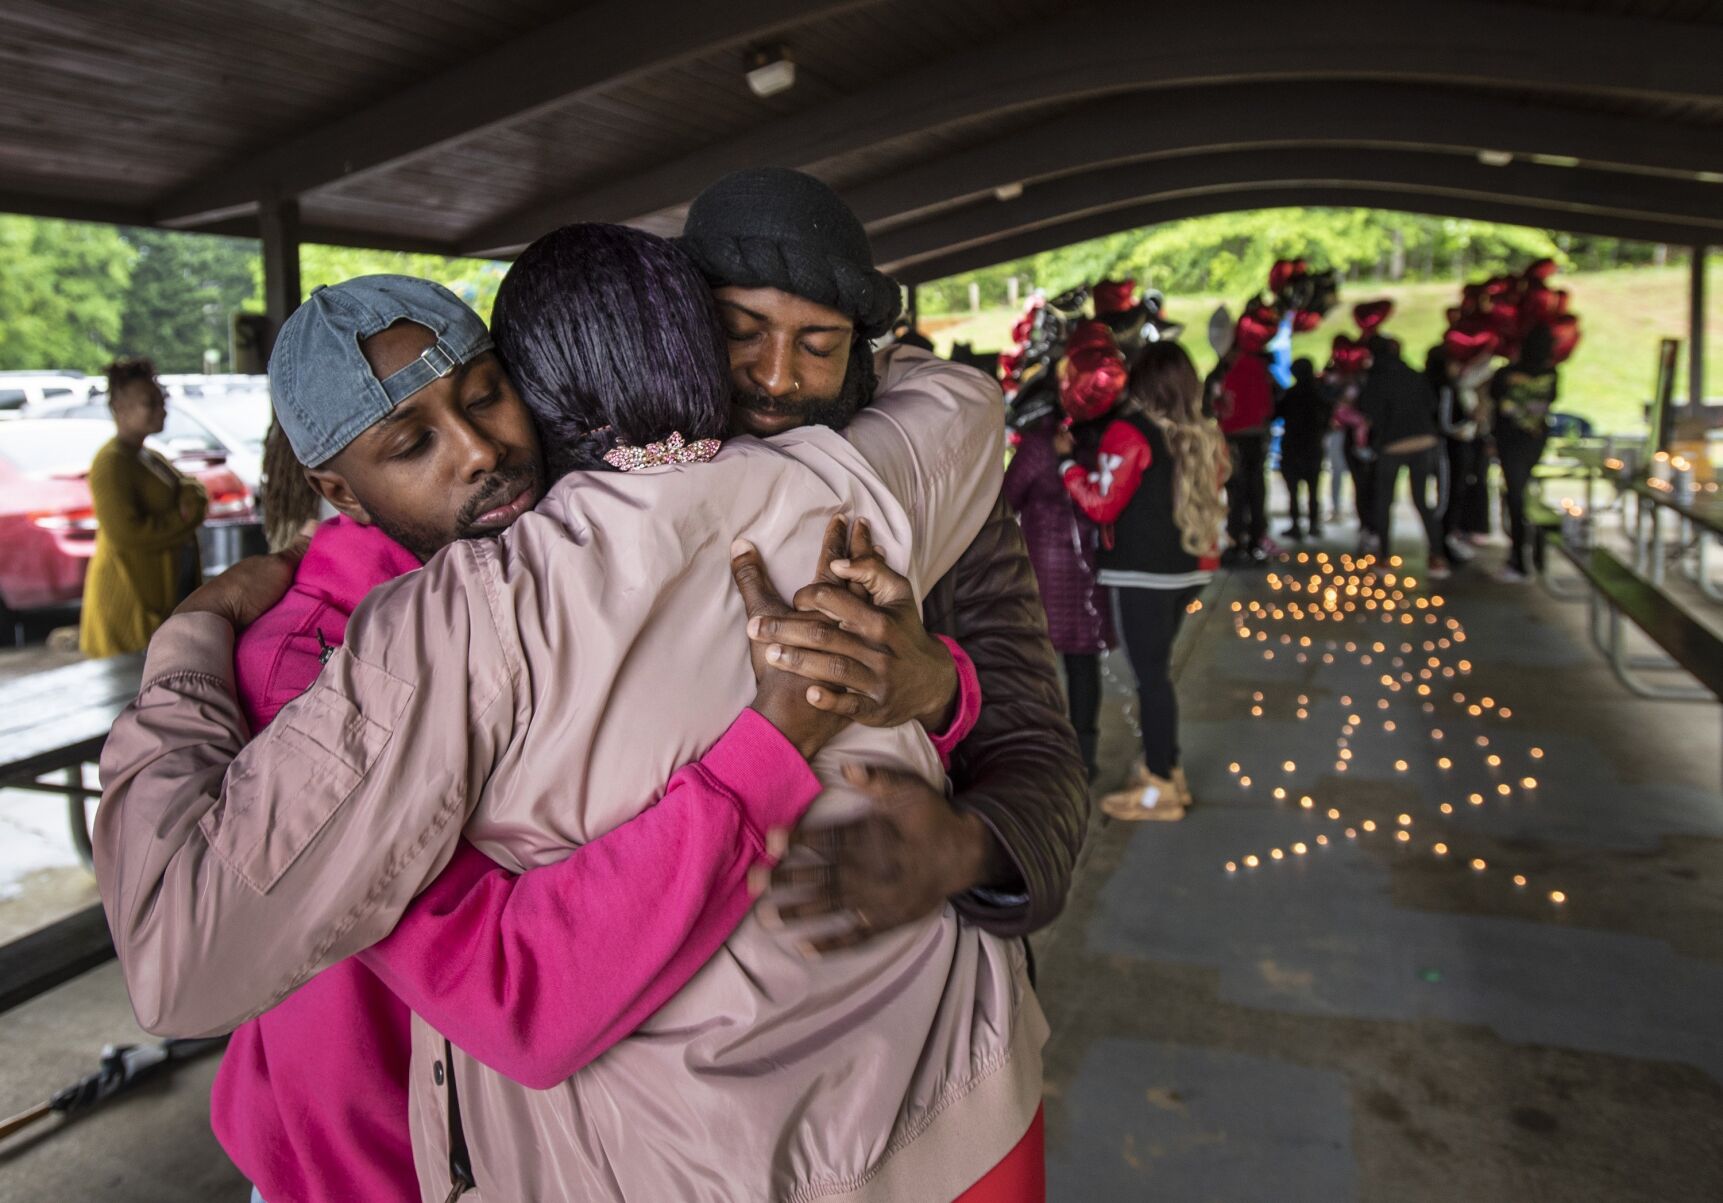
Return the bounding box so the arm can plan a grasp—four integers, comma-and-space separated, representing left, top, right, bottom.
1055, 340, 1226, 821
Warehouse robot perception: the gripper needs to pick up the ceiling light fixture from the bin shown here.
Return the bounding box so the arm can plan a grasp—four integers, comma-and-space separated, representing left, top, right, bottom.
1477, 149, 1514, 168
745, 45, 796, 98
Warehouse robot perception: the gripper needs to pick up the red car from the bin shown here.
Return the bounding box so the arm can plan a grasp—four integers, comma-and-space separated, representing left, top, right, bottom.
0, 418, 253, 621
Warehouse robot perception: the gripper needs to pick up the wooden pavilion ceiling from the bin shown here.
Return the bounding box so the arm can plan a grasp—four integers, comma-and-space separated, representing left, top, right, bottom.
3, 0, 1723, 278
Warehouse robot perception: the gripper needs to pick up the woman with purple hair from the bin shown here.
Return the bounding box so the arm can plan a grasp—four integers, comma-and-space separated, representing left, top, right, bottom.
100, 223, 1044, 1202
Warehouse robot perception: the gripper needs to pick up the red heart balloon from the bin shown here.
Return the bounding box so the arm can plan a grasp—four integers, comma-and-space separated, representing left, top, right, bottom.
1353, 299, 1394, 333
1549, 315, 1582, 364
1092, 279, 1138, 316
1065, 319, 1119, 356
1059, 345, 1128, 421
1443, 325, 1499, 364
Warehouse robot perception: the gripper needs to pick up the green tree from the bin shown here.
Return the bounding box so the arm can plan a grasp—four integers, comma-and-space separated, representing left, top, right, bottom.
244, 245, 508, 325
0, 215, 134, 371
917, 208, 1569, 315
116, 228, 259, 372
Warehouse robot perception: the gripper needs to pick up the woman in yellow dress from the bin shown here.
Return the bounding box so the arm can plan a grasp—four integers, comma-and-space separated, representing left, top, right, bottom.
79, 358, 206, 657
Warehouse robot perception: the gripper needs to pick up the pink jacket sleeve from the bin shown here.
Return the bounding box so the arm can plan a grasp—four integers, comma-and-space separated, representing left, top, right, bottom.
926, 635, 982, 771
355, 709, 817, 1089
359, 648, 975, 1089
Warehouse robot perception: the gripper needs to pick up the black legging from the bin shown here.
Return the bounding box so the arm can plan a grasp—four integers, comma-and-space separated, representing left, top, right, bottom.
1371, 445, 1447, 560
1113, 585, 1200, 778
1282, 462, 1321, 535
1225, 433, 1268, 550
1496, 427, 1548, 574
1444, 438, 1490, 539
1345, 445, 1377, 536
1063, 652, 1101, 772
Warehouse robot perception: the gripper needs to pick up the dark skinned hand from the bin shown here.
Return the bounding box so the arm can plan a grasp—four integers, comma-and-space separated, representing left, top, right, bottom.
173, 533, 311, 630
1051, 428, 1075, 458
729, 518, 854, 761
755, 762, 993, 954
745, 518, 959, 731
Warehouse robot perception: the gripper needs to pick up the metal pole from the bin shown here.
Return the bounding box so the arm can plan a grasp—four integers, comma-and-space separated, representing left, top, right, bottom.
907, 284, 919, 327
1690, 245, 1708, 407
260, 191, 303, 358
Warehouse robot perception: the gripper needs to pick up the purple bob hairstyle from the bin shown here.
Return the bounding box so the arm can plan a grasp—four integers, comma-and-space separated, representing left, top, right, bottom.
490, 223, 731, 474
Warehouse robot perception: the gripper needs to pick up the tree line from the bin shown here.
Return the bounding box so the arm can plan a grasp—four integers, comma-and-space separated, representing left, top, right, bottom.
0, 216, 502, 375
914, 207, 1678, 315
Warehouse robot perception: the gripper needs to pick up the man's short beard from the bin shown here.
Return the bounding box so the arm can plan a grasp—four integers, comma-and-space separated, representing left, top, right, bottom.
733, 339, 877, 432
368, 459, 541, 562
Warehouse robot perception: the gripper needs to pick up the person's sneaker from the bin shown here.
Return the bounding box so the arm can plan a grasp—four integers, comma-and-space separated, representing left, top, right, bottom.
1310, 525, 1324, 540
1495, 565, 1529, 584
1448, 540, 1477, 564
1280, 524, 1304, 541
1427, 558, 1452, 581
1100, 774, 1186, 822
1467, 533, 1490, 547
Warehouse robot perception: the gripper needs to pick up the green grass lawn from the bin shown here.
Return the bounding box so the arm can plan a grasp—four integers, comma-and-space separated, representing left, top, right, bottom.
924, 263, 1723, 436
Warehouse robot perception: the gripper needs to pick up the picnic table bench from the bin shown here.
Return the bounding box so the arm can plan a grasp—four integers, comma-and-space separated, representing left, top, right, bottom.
1627, 479, 1723, 601
0, 653, 141, 1014
0, 653, 143, 867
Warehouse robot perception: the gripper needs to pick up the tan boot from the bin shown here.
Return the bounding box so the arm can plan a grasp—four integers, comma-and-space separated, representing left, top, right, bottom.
1100, 773, 1186, 822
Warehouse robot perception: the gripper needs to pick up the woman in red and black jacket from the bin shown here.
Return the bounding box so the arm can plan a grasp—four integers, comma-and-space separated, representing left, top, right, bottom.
1054, 339, 1227, 822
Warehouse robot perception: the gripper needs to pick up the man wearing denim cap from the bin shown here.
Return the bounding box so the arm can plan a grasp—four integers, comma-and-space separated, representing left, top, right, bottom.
274, 274, 545, 560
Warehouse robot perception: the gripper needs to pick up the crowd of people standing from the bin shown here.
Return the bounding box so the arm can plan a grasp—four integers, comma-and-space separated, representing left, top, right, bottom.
1005, 279, 1566, 823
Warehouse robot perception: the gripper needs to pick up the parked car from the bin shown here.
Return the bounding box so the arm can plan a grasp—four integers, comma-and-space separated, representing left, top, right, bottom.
0, 419, 255, 621
0, 372, 95, 413
167, 390, 271, 490
31, 385, 272, 489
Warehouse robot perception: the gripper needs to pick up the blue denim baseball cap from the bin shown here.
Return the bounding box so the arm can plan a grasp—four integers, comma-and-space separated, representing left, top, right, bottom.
268, 275, 493, 467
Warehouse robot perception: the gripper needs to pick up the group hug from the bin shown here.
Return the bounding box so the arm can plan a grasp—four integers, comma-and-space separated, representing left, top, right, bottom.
92, 170, 1086, 1202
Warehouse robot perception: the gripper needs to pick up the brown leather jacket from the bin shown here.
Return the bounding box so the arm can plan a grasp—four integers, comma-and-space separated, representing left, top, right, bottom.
925, 495, 1087, 937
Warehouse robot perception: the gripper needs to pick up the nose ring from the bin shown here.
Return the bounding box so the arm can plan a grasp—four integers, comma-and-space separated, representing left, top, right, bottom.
792, 378, 801, 393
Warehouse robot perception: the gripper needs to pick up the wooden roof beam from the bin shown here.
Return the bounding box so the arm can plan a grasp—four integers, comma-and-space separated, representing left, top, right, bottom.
846, 83, 1723, 231
153, 0, 879, 228
871, 149, 1723, 272
461, 0, 1723, 256
889, 186, 1719, 284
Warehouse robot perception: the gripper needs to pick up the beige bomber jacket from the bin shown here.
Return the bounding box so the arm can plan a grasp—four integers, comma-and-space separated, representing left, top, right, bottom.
95, 348, 1046, 1202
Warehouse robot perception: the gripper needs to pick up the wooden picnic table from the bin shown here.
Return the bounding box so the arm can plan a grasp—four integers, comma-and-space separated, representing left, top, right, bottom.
0, 653, 143, 867
0, 653, 143, 1013
1627, 479, 1723, 600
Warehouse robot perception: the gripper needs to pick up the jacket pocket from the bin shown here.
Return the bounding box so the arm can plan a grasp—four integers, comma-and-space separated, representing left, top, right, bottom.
201, 655, 414, 893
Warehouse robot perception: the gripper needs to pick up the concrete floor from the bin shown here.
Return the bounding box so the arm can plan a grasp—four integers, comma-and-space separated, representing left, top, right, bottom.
1, 530, 1719, 1201
1036, 538, 1723, 1201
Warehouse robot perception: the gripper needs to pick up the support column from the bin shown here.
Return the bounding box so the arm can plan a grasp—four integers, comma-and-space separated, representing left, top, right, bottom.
906, 284, 919, 328
259, 192, 303, 356
1690, 246, 1709, 407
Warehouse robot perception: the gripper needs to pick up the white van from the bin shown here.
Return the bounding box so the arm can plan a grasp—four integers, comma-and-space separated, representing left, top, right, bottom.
0, 372, 95, 413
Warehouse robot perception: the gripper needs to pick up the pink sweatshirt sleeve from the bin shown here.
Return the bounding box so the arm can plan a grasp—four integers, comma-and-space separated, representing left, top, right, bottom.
926, 635, 982, 771
355, 708, 818, 1090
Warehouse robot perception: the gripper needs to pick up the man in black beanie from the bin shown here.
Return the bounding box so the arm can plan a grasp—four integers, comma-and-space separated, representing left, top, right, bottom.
688, 167, 1087, 952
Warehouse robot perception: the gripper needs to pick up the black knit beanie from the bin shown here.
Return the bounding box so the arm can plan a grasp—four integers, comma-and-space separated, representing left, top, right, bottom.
678, 167, 903, 339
